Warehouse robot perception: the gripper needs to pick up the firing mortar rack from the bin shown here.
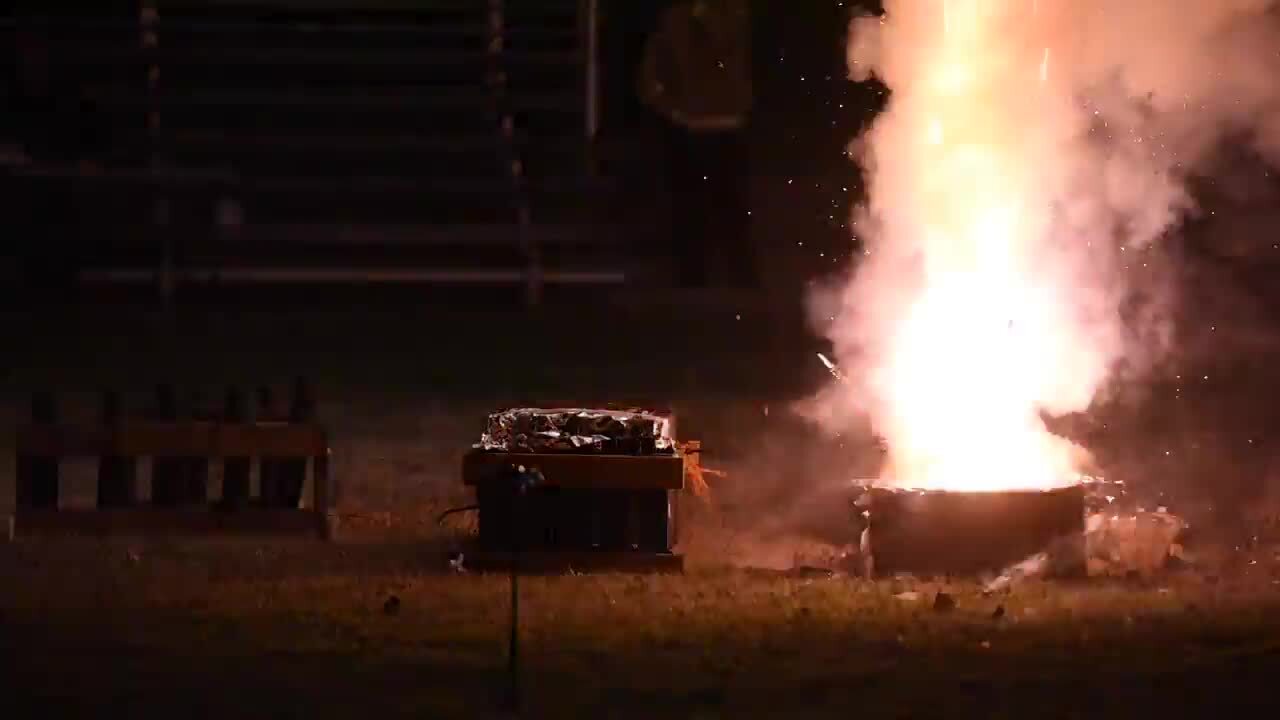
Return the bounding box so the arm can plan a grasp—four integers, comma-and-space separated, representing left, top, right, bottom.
460, 408, 687, 573
10, 382, 332, 539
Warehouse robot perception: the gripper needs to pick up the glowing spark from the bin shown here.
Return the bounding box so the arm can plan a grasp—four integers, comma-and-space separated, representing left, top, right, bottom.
817, 353, 847, 383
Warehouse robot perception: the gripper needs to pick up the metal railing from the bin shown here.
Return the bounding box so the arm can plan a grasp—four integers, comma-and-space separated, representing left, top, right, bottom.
3, 2, 617, 304
582, 0, 600, 141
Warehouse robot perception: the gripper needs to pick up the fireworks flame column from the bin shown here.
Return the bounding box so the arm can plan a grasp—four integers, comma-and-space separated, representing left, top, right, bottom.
805, 0, 1280, 492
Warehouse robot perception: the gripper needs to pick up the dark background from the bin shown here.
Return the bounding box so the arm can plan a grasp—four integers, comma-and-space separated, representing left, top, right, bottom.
0, 1, 880, 305
2, 1, 1280, 531
0, 0, 885, 518
4, 7, 1280, 718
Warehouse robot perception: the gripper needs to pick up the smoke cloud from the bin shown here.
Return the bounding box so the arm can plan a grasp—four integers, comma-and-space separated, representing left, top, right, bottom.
801, 1, 1280, 490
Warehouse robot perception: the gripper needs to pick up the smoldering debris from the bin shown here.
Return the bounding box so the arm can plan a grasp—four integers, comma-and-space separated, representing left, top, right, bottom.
983, 478, 1190, 591
737, 474, 1193, 586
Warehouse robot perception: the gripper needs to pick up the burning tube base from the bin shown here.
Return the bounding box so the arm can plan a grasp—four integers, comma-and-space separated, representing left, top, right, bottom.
857, 485, 1086, 578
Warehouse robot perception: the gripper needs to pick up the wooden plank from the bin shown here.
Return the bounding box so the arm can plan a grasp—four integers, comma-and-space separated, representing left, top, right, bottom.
13, 509, 327, 538
17, 392, 60, 510
463, 451, 684, 490
164, 131, 562, 153
15, 422, 328, 458
155, 0, 578, 14
462, 551, 683, 575
168, 221, 623, 248
0, 18, 579, 38
114, 89, 584, 113
135, 47, 581, 66
313, 450, 332, 540
79, 268, 626, 286
97, 390, 139, 508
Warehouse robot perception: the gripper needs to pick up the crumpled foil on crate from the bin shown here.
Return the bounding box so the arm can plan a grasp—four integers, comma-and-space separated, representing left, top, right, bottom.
477, 408, 674, 455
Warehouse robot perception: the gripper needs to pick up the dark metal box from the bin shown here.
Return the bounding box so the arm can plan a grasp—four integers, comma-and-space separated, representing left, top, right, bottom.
860, 484, 1085, 577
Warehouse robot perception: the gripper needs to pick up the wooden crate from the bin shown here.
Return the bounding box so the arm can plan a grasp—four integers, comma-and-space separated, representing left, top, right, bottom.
13, 383, 333, 539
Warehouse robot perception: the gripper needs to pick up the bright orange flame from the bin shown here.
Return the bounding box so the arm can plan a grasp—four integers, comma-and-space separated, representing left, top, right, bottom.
857, 0, 1087, 492
825, 0, 1280, 493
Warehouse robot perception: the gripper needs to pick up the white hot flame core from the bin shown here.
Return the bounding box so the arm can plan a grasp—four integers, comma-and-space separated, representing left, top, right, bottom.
813, 0, 1280, 493
854, 0, 1097, 492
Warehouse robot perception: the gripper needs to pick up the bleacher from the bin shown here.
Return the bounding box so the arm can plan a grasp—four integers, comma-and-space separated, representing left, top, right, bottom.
3, 1, 633, 304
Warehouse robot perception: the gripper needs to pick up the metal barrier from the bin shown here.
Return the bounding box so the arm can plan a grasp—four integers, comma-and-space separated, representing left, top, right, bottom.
2, 2, 617, 304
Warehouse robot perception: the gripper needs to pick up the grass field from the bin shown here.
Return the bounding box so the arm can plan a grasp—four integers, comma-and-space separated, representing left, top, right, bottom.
3, 301, 1280, 718
4, 537, 1280, 719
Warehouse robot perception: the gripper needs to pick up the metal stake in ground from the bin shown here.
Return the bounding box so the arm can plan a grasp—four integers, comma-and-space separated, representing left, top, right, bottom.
501, 464, 544, 714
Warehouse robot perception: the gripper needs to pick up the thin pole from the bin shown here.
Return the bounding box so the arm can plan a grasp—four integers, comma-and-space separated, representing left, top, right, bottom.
506, 534, 520, 711
500, 467, 539, 713
584, 0, 600, 141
